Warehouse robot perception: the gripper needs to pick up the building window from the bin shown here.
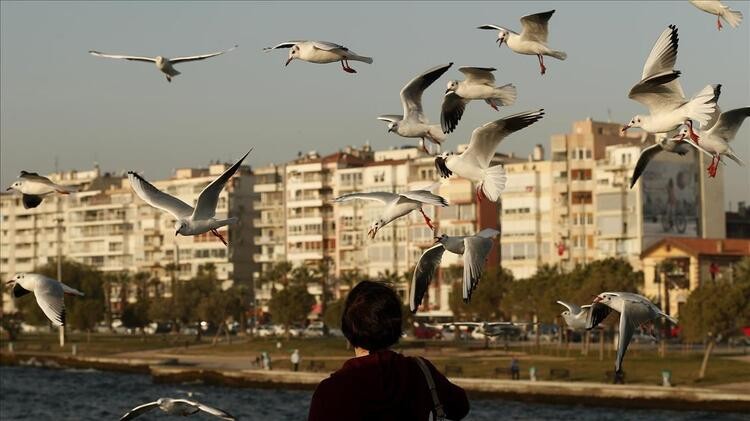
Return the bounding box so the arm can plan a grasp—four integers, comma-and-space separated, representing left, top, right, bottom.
571, 191, 592, 205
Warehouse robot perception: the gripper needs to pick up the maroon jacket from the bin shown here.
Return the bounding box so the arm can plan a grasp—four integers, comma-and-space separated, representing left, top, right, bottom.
308, 350, 469, 421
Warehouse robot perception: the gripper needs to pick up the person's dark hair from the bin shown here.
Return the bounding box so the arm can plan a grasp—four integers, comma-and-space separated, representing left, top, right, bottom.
341, 280, 403, 351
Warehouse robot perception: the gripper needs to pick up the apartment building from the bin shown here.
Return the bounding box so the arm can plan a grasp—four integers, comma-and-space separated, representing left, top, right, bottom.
1, 162, 257, 314
500, 118, 726, 278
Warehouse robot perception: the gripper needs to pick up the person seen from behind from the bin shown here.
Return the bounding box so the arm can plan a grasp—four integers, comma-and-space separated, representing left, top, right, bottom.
308, 280, 469, 421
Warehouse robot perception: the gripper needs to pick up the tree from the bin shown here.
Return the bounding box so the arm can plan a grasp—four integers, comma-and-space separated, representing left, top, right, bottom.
680, 261, 750, 380
450, 267, 513, 321
121, 301, 150, 331
269, 284, 315, 334
68, 300, 103, 341
323, 297, 346, 330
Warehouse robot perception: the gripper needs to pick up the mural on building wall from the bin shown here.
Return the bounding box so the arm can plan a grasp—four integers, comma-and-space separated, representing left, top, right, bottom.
641, 159, 700, 247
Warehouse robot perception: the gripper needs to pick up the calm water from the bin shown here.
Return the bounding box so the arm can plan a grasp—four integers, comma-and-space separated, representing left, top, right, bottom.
0, 366, 743, 421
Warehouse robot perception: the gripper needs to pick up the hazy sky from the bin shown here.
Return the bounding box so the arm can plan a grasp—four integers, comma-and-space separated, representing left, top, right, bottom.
2, 1, 749, 208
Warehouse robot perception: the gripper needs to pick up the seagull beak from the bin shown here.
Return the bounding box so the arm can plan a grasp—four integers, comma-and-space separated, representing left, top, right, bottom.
445, 89, 451, 94
620, 124, 631, 134
368, 228, 376, 239
5, 187, 12, 191
285, 57, 293, 67
593, 296, 603, 303
175, 230, 179, 237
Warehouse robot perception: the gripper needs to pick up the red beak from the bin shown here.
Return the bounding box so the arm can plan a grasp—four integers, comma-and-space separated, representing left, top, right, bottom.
593, 296, 603, 303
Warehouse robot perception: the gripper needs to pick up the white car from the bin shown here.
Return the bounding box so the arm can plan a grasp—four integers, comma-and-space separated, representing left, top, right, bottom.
304, 325, 325, 337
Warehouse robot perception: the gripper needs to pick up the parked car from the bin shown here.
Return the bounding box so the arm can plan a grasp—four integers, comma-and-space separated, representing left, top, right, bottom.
180, 325, 199, 336
328, 328, 344, 337
252, 324, 274, 337
303, 324, 325, 338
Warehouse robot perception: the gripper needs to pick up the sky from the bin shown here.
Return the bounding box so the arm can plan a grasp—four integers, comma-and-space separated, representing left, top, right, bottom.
1, 1, 749, 208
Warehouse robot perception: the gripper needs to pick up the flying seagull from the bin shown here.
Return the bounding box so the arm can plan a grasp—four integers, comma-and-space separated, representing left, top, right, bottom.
629, 128, 714, 188
378, 63, 453, 154
333, 185, 448, 239
434, 110, 544, 202
621, 25, 719, 142
672, 106, 749, 177
128, 149, 252, 246
119, 398, 235, 421
441, 66, 517, 134
410, 228, 500, 311
89, 45, 238, 82
586, 292, 677, 382
556, 300, 591, 330
478, 10, 567, 75
7, 273, 84, 326
263, 40, 372, 73
6, 171, 75, 209
689, 0, 743, 30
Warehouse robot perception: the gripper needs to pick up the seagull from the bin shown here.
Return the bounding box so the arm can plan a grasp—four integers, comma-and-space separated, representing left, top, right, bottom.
128, 149, 252, 246
478, 10, 567, 75
556, 300, 591, 330
434, 110, 544, 202
441, 67, 517, 134
6, 273, 84, 326
689, 0, 743, 30
333, 185, 448, 239
672, 107, 749, 177
378, 63, 453, 154
410, 228, 500, 310
119, 398, 235, 421
89, 45, 238, 83
6, 171, 75, 209
586, 292, 678, 381
263, 40, 372, 73
621, 25, 720, 143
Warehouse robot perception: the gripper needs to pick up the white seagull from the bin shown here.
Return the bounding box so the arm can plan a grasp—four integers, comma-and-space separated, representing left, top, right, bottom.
621, 25, 720, 142
629, 128, 715, 188
586, 292, 678, 380
89, 45, 238, 83
333, 186, 448, 239
128, 149, 252, 246
410, 228, 500, 311
672, 106, 749, 177
378, 63, 453, 154
556, 300, 591, 330
6, 171, 75, 209
7, 273, 84, 327
263, 40, 372, 73
478, 10, 567, 75
119, 398, 235, 421
689, 0, 743, 30
434, 110, 544, 202
441, 67, 517, 134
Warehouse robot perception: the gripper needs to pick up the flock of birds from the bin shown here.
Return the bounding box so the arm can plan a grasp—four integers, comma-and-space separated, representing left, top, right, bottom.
2, 1, 749, 417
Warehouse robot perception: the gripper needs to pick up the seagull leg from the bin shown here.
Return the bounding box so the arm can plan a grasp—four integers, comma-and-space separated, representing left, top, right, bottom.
537, 55, 546, 75
485, 99, 499, 111
685, 120, 700, 142
421, 138, 429, 154
341, 59, 357, 74
476, 185, 485, 203
419, 208, 434, 230
166, 75, 172, 83
717, 16, 723, 31
211, 228, 228, 246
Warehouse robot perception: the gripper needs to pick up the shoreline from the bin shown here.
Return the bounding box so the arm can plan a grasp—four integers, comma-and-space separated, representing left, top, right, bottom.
2, 351, 748, 413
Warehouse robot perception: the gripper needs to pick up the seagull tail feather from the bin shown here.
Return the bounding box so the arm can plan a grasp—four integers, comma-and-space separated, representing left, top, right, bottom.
481, 165, 508, 202
685, 84, 721, 126
549, 50, 567, 60
722, 9, 743, 28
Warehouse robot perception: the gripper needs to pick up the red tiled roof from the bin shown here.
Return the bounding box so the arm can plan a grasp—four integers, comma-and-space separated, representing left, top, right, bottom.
642, 237, 750, 258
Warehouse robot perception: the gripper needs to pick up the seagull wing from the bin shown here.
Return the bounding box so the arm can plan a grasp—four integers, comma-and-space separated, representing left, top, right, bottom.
263, 41, 303, 51
88, 51, 156, 63
462, 110, 545, 168
615, 307, 636, 373
628, 25, 685, 113
440, 92, 468, 134
475, 228, 500, 239
170, 45, 238, 64
377, 114, 403, 123
400, 63, 453, 122
477, 24, 509, 31
60, 282, 84, 296
119, 402, 160, 421
629, 143, 663, 188
128, 172, 194, 219
399, 190, 448, 207
175, 401, 235, 421
707, 107, 750, 142
410, 243, 446, 312
193, 149, 252, 220
556, 300, 582, 314
33, 275, 66, 326
458, 66, 496, 85
311, 41, 349, 52
586, 302, 614, 330
519, 10, 555, 43
462, 236, 494, 302
333, 192, 398, 204
18, 171, 72, 192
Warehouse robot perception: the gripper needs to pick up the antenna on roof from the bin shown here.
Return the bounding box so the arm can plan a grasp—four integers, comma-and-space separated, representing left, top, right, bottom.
607, 108, 612, 123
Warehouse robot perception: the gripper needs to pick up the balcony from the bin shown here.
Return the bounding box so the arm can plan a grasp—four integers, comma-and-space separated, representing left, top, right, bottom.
253, 218, 284, 228
252, 200, 284, 209
254, 253, 285, 263
256, 236, 284, 245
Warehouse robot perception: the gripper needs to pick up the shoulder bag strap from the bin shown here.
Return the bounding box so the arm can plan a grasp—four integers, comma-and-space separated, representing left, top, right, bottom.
414, 356, 446, 421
